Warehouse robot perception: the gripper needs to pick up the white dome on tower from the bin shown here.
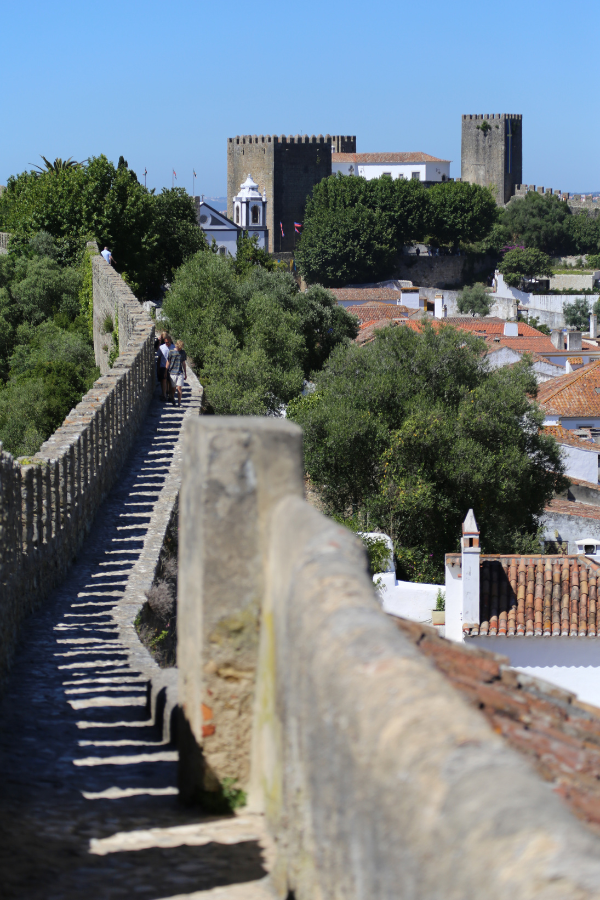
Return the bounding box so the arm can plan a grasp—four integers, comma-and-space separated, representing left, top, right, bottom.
236, 174, 262, 200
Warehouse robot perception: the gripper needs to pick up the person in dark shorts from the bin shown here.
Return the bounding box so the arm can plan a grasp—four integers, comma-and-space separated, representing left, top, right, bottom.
166, 340, 187, 407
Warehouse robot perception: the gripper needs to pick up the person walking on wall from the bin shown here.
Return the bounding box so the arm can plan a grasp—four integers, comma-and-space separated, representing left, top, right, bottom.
101, 246, 115, 266
166, 340, 187, 407
158, 334, 172, 402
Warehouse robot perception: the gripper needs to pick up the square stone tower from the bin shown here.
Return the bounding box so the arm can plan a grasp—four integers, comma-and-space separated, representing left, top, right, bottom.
461, 114, 522, 205
227, 134, 356, 253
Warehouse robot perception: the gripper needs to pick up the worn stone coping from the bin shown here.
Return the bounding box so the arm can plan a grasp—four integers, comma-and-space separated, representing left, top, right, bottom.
110, 367, 203, 743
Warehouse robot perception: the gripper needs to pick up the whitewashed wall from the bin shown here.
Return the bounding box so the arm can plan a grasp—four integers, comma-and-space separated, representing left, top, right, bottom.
331, 161, 450, 182
559, 443, 599, 484
376, 573, 443, 623
467, 636, 600, 708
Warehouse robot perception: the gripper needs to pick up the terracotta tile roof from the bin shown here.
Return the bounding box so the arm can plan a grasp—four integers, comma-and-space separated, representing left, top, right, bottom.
568, 477, 600, 492
544, 425, 599, 450
349, 304, 411, 324
445, 555, 600, 637
355, 319, 400, 346
537, 360, 600, 417
442, 318, 544, 336
332, 152, 450, 164
483, 335, 560, 353
329, 288, 407, 304
545, 498, 600, 521
397, 617, 600, 834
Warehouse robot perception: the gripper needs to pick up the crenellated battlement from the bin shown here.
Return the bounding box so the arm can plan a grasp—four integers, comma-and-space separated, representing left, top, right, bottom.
462, 114, 522, 120
228, 134, 356, 145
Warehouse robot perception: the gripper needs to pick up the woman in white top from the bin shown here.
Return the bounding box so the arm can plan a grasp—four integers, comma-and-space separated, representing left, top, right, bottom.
159, 334, 172, 401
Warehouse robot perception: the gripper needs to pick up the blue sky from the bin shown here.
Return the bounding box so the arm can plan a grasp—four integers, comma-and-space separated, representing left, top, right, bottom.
2, 0, 598, 196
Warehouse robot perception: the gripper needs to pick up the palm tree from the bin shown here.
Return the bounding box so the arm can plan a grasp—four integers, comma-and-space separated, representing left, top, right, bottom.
29, 156, 87, 176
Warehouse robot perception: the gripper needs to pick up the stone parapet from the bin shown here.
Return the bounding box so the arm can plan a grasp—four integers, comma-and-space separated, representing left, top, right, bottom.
0, 242, 155, 684
177, 417, 600, 899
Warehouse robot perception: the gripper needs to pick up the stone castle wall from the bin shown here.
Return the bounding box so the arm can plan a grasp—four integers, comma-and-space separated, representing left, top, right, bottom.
461, 114, 522, 205
512, 184, 600, 217
227, 134, 356, 253
0, 243, 155, 683
395, 252, 496, 288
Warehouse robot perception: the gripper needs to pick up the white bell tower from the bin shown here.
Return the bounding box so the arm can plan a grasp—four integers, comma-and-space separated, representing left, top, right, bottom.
232, 175, 269, 251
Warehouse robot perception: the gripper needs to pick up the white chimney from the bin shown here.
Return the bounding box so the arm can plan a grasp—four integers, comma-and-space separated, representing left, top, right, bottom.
503, 322, 519, 337
566, 330, 582, 351
590, 314, 598, 340
461, 509, 481, 629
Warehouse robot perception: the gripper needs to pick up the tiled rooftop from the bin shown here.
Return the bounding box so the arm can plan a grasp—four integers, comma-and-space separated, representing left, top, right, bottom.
545, 498, 600, 521
445, 554, 600, 637
329, 288, 407, 304
442, 318, 545, 336
544, 424, 599, 450
355, 319, 399, 346
348, 305, 411, 324
537, 361, 600, 417
397, 617, 600, 834
332, 152, 450, 164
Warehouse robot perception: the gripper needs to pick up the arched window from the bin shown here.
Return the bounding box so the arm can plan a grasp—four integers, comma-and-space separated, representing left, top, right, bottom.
235, 205, 240, 224
251, 205, 260, 224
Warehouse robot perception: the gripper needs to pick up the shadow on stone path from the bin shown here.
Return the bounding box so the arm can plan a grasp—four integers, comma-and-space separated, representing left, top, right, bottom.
0, 384, 271, 900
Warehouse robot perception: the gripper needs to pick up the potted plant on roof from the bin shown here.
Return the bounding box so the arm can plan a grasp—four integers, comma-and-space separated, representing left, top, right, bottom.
432, 589, 445, 625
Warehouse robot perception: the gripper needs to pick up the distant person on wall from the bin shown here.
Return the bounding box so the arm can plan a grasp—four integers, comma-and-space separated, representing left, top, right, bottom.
158, 334, 172, 402
101, 246, 115, 265
166, 340, 187, 408
156, 331, 166, 385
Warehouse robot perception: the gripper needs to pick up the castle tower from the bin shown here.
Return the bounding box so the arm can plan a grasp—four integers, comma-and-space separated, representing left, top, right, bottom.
461, 114, 522, 205
227, 134, 356, 253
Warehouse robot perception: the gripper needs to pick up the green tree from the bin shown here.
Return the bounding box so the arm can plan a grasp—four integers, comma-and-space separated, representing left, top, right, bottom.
152, 187, 206, 286
427, 181, 498, 246
456, 283, 493, 317
287, 322, 566, 581
499, 192, 571, 255
565, 214, 600, 255
295, 173, 429, 286
162, 249, 358, 414
522, 315, 551, 335
563, 297, 591, 330
498, 247, 553, 288
0, 156, 204, 298
296, 204, 397, 287
30, 155, 86, 176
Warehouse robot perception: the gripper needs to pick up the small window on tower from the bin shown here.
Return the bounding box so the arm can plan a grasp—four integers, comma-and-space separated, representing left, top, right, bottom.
252, 205, 259, 224
235, 206, 240, 224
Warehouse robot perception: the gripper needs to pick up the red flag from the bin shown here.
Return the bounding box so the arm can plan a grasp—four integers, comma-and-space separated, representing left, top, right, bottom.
280, 222, 285, 237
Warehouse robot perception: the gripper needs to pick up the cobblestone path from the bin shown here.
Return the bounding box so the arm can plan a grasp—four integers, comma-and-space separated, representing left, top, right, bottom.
0, 384, 273, 900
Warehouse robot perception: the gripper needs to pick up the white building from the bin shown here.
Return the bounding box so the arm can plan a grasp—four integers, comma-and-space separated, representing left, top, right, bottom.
445, 509, 600, 708
332, 152, 451, 183
196, 174, 268, 257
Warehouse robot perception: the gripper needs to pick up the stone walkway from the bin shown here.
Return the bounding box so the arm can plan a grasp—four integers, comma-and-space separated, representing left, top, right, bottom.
0, 382, 274, 899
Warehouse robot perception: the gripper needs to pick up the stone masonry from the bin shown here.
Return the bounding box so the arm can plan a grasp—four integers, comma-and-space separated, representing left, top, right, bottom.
227, 134, 355, 253
461, 114, 522, 205
0, 243, 155, 685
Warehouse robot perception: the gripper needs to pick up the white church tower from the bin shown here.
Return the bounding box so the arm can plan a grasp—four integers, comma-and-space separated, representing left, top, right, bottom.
232, 174, 269, 251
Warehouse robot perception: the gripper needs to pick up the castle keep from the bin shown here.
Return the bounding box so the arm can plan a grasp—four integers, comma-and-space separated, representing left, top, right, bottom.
227, 134, 356, 253
461, 114, 522, 205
